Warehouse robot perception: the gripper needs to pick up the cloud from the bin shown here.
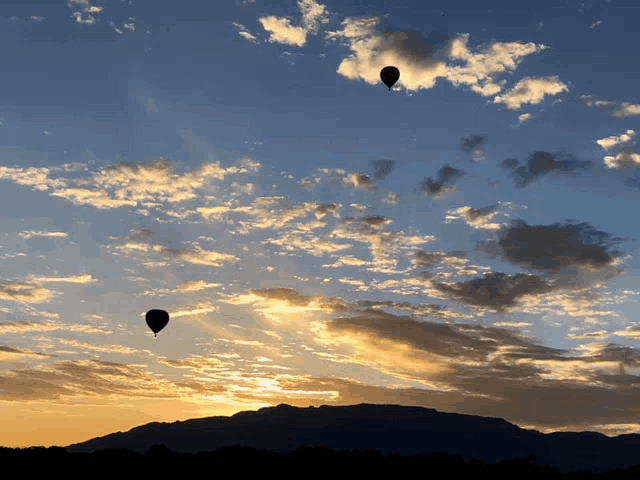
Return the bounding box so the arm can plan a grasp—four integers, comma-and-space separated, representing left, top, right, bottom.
500, 151, 593, 188
17, 230, 68, 240
323, 255, 369, 268
603, 151, 640, 169
0, 165, 68, 192
52, 187, 138, 209
168, 303, 219, 319
49, 162, 89, 173
331, 215, 433, 271
579, 95, 640, 118
461, 135, 487, 151
476, 219, 626, 283
370, 159, 395, 179
593, 129, 640, 169
165, 247, 240, 267
418, 165, 465, 197
517, 113, 533, 124
0, 280, 57, 304
350, 203, 367, 212
612, 103, 640, 118
27, 274, 96, 285
342, 172, 375, 190
140, 280, 221, 298
327, 20, 450, 92
259, 0, 330, 47
92, 158, 223, 202
381, 192, 399, 204
314, 203, 341, 219
67, 0, 103, 25
199, 199, 342, 243
360, 215, 393, 228
589, 20, 603, 29
0, 157, 258, 212
410, 250, 470, 280
66, 0, 141, 37
265, 232, 353, 257
461, 135, 487, 161
494, 76, 569, 110
447, 205, 503, 231
109, 17, 138, 35
233, 22, 258, 43
298, 0, 330, 33
111, 234, 240, 268
1, 359, 180, 401
300, 308, 640, 435
596, 130, 635, 151
433, 272, 551, 312
251, 287, 317, 307
324, 15, 554, 105
226, 287, 345, 325
242, 202, 318, 230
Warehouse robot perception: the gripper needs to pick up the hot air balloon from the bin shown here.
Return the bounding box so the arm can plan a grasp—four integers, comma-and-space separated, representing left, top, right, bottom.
146, 309, 169, 337
380, 66, 400, 91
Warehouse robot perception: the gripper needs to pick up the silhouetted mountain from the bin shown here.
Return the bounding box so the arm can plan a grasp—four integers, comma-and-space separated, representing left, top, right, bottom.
63, 403, 640, 474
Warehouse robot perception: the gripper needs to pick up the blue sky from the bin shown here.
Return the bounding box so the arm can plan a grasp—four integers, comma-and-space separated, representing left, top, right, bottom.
2, 0, 640, 449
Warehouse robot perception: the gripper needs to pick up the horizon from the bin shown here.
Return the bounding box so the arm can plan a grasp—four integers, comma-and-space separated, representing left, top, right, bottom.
2, 0, 640, 450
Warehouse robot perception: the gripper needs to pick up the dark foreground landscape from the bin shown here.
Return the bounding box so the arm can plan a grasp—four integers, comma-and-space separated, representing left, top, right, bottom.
5, 403, 640, 478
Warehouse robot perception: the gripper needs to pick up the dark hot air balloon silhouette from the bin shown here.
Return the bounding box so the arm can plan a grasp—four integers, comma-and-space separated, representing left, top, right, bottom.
380, 66, 400, 91
146, 309, 169, 337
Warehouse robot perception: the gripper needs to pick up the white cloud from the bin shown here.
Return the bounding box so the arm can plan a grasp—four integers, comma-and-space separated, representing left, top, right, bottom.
298, 0, 330, 33
613, 103, 640, 118
17, 230, 68, 240
259, 16, 307, 47
518, 113, 533, 124
238, 30, 258, 42
67, 0, 103, 25
259, 0, 329, 47
596, 130, 635, 150
594, 129, 640, 168
0, 158, 256, 211
0, 166, 68, 192
494, 76, 569, 110
324, 16, 556, 107
233, 22, 258, 43
603, 151, 640, 169
580, 95, 640, 118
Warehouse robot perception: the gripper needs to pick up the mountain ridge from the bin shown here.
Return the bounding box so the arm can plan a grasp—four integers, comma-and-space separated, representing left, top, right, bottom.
62, 402, 640, 474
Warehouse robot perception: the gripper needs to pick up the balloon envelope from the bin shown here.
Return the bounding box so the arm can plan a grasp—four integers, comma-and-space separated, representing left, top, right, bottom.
146, 309, 169, 337
380, 66, 400, 91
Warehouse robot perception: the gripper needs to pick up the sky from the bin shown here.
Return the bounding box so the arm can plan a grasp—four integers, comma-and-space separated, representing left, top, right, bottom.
2, 0, 640, 449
